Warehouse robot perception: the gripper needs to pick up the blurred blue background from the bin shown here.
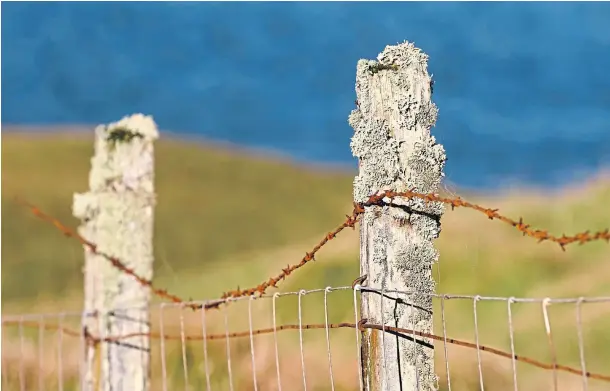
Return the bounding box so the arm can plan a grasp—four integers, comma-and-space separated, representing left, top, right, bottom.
2, 2, 609, 190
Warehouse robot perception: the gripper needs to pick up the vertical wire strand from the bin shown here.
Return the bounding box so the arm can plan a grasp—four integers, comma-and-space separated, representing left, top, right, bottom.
159, 304, 168, 391
410, 297, 421, 391
179, 304, 189, 391
298, 290, 308, 391
38, 315, 45, 391
436, 244, 450, 391
542, 298, 558, 391
440, 295, 451, 391
353, 285, 364, 391
380, 287, 387, 391
78, 312, 88, 391
19, 316, 25, 391
57, 314, 64, 391
200, 305, 212, 391
1, 319, 7, 389
473, 296, 484, 390
248, 296, 259, 391
224, 300, 235, 391
272, 293, 283, 391
323, 287, 336, 391
507, 297, 518, 391
575, 297, 588, 391
97, 309, 106, 391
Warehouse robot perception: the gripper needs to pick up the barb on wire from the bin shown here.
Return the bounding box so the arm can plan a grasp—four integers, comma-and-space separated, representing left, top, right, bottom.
16, 187, 610, 311
223, 190, 610, 303
4, 319, 609, 383
362, 189, 610, 251
217, 211, 360, 305
14, 198, 192, 309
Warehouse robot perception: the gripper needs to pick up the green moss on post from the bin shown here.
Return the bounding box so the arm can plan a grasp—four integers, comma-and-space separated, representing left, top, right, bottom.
74, 114, 158, 391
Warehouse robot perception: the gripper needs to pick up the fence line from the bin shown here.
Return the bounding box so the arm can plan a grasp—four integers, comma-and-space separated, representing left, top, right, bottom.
5, 41, 610, 391
14, 186, 610, 313
3, 287, 610, 391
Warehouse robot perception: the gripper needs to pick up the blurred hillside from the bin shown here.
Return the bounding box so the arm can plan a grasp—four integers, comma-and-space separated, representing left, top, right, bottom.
3, 2, 610, 188
2, 131, 609, 390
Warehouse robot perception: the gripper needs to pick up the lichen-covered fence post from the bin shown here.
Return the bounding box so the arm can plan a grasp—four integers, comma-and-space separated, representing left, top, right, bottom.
350, 42, 446, 391
73, 114, 158, 391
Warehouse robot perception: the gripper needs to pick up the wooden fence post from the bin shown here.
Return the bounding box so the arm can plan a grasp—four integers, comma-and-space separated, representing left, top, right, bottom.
73, 114, 158, 391
350, 42, 446, 391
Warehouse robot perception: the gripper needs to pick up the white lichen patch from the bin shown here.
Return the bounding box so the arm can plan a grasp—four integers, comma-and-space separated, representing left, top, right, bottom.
87, 114, 158, 194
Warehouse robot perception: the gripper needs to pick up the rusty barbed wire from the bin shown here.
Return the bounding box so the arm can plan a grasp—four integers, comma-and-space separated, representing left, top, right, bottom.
14, 196, 356, 311
3, 319, 609, 382
14, 198, 192, 309
216, 211, 360, 305
361, 189, 610, 250
222, 189, 610, 301
16, 188, 610, 310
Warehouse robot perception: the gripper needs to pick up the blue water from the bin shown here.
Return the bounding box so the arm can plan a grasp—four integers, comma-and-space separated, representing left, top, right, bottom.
2, 2, 610, 190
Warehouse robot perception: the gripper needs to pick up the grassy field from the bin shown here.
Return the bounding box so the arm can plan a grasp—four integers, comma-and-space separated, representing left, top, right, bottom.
2, 131, 609, 390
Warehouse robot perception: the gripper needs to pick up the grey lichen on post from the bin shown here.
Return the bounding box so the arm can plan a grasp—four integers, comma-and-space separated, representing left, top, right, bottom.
350, 42, 446, 391
73, 114, 158, 391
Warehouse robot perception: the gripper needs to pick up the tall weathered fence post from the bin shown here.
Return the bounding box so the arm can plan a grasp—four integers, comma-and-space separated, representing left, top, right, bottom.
350, 42, 446, 390
73, 114, 158, 391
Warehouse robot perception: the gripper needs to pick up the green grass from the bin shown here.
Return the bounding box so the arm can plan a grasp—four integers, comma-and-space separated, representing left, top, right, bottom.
2, 131, 609, 390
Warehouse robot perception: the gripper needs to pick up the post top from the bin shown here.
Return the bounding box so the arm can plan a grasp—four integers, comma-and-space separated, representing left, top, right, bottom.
105, 113, 159, 141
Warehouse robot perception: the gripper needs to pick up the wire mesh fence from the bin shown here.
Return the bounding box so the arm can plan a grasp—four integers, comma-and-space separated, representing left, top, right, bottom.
3, 286, 609, 391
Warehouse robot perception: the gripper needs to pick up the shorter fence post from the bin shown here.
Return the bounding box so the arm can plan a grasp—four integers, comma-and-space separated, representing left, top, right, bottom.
74, 114, 158, 391
350, 42, 446, 390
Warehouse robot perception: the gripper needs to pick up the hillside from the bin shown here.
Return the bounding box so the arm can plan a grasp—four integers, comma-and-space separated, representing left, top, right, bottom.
2, 131, 609, 390
1, 131, 354, 305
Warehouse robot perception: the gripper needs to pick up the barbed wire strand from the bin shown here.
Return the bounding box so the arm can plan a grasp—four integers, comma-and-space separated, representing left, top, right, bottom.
16, 191, 610, 313
11, 196, 610, 388
14, 198, 189, 308
220, 190, 609, 303
4, 318, 609, 383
